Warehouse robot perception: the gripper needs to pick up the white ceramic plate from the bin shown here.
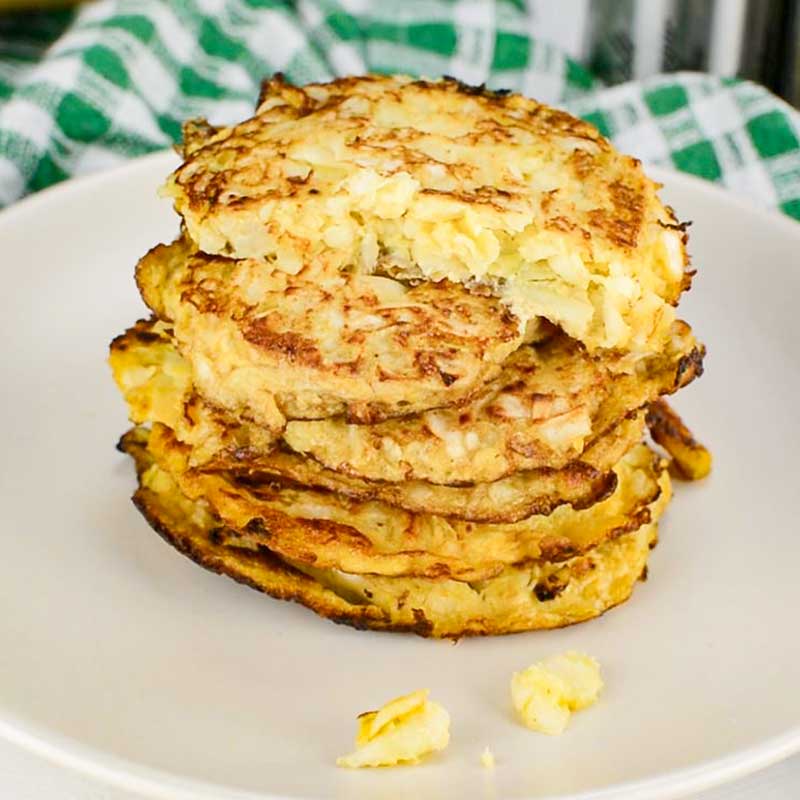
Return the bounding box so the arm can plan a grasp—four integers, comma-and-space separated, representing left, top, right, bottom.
1, 152, 799, 800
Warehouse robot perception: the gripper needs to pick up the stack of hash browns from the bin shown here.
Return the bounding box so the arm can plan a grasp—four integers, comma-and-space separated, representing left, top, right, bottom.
110, 75, 710, 638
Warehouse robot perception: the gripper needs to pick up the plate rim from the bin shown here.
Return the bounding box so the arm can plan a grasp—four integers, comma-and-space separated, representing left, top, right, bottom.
2, 704, 799, 800
1, 151, 799, 800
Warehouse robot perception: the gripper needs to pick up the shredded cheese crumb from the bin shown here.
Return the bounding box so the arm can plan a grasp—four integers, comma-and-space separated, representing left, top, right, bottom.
510, 651, 603, 735
336, 689, 450, 768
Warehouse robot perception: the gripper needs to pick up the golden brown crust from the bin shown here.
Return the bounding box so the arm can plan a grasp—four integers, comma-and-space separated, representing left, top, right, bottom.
140, 424, 668, 583
110, 321, 669, 523
646, 399, 712, 480
111, 316, 703, 486
172, 75, 672, 262
283, 327, 703, 485
222, 411, 646, 524
109, 318, 280, 462
120, 427, 667, 638
136, 236, 524, 425
121, 428, 408, 633
180, 118, 219, 158
208, 446, 619, 525
164, 75, 691, 357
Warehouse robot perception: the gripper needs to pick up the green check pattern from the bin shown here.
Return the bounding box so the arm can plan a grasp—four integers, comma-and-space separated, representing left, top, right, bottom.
1, 0, 799, 222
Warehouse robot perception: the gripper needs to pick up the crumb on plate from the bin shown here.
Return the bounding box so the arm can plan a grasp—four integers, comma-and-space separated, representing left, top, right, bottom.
336, 689, 450, 768
511, 651, 603, 735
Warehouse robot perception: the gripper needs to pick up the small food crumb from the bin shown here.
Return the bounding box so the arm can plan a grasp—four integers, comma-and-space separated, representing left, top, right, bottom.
480, 746, 495, 769
510, 651, 603, 735
336, 689, 450, 768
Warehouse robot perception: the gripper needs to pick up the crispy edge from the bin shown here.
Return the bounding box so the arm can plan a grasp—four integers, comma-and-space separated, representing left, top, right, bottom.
182, 75, 692, 298
118, 427, 659, 639
646, 399, 712, 481
212, 451, 619, 524
146, 424, 664, 581
280, 338, 703, 487
119, 427, 431, 636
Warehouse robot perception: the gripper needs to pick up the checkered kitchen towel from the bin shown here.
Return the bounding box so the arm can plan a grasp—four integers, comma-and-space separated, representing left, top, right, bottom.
1, 0, 799, 221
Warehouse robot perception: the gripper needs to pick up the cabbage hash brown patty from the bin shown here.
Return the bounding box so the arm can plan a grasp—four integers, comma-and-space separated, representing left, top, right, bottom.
109, 315, 702, 486
165, 74, 692, 358
140, 424, 668, 582
136, 235, 525, 426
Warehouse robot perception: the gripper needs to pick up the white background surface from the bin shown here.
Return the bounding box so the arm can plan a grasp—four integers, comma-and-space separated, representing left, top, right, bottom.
1, 740, 798, 799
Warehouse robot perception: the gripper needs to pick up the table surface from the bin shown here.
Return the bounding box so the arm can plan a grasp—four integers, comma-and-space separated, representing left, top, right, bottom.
1, 737, 798, 799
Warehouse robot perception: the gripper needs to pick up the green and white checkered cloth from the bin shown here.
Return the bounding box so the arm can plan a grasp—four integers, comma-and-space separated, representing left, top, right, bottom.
1, 0, 799, 221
